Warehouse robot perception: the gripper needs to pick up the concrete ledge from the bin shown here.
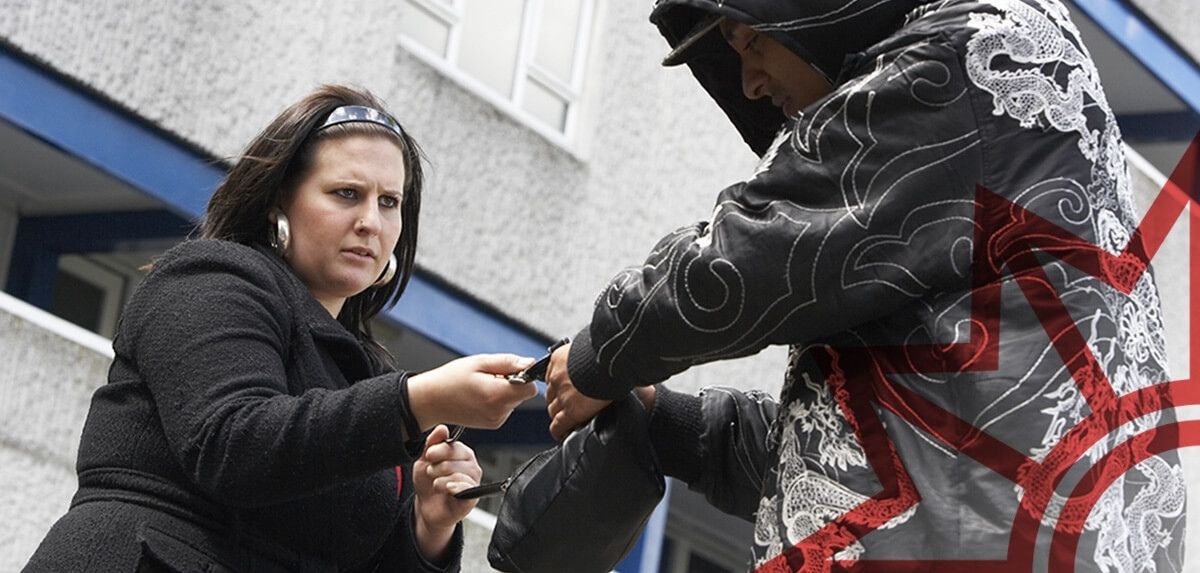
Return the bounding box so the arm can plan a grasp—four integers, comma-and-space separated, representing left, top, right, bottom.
0, 449, 76, 567
0, 295, 113, 570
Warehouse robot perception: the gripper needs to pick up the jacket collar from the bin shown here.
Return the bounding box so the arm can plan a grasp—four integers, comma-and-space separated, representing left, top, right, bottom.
250, 243, 362, 341
250, 243, 378, 380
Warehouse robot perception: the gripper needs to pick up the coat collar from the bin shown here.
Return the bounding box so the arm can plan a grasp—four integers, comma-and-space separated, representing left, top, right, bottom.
250, 243, 370, 355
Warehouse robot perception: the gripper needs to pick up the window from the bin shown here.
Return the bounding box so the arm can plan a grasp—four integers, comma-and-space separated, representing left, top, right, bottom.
50, 251, 161, 339
399, 0, 595, 148
659, 535, 741, 573
52, 255, 133, 338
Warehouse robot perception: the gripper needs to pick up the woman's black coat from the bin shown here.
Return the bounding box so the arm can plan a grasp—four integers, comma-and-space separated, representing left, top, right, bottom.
25, 239, 460, 572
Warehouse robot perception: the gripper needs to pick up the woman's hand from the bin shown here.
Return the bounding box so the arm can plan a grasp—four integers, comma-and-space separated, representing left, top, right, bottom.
413, 425, 482, 561
407, 354, 539, 431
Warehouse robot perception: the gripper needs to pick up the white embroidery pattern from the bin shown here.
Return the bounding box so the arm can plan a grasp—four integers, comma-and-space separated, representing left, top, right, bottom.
966, 1, 1181, 571
965, 0, 1111, 163
754, 363, 873, 568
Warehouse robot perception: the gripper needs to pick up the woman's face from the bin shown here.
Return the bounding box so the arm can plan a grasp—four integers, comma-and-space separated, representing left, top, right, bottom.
281, 134, 407, 316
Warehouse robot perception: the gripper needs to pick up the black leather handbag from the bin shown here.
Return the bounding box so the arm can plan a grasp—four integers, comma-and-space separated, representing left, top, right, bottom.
486, 393, 666, 573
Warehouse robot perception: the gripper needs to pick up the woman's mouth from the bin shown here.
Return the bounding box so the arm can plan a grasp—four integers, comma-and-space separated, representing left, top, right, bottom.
343, 247, 376, 262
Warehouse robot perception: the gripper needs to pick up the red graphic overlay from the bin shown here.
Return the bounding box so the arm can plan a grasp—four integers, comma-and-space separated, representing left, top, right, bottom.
756, 132, 1200, 572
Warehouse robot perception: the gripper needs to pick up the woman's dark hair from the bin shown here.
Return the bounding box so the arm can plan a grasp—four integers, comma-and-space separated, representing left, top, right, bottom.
200, 84, 425, 366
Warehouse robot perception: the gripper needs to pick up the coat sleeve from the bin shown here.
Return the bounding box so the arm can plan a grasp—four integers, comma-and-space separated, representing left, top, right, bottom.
648, 384, 779, 521
124, 242, 417, 507
567, 38, 983, 399
354, 470, 465, 573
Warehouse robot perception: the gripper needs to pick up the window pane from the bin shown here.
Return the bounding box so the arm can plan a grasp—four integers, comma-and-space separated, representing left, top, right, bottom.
400, 1, 451, 57
458, 0, 525, 95
533, 0, 582, 81
521, 78, 567, 132
52, 269, 105, 333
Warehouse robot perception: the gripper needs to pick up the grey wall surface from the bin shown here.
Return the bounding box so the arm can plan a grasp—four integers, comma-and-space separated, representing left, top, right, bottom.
0, 295, 111, 566
0, 0, 788, 396
1128, 0, 1200, 63
1, 0, 1195, 568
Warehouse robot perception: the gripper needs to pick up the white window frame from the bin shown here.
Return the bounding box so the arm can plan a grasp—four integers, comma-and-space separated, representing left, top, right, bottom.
0, 204, 17, 289
57, 255, 126, 339
398, 0, 596, 154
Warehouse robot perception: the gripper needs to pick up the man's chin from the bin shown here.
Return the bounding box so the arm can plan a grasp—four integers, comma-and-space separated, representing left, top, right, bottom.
781, 99, 799, 117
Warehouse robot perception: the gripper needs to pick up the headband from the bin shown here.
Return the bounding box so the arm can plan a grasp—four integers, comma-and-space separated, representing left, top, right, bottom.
317, 105, 405, 139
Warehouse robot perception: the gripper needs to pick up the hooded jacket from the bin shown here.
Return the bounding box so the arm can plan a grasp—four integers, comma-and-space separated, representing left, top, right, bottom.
565, 0, 1183, 570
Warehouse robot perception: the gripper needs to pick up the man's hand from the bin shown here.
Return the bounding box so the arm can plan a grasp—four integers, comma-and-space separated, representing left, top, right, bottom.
544, 343, 611, 441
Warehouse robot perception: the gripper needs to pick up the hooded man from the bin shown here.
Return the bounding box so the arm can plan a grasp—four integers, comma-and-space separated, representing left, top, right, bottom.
545, 0, 1184, 570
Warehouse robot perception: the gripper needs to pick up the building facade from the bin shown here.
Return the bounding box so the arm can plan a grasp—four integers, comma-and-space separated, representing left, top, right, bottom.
1, 0, 1197, 571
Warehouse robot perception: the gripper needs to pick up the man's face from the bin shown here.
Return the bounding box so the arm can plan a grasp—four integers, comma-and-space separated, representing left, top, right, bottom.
720, 19, 833, 117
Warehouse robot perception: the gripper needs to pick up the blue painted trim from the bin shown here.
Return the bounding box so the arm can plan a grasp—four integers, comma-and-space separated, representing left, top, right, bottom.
638, 481, 672, 573
13, 210, 193, 253
455, 407, 555, 446
6, 210, 192, 309
614, 483, 672, 573
0, 44, 554, 362
6, 239, 58, 310
0, 49, 224, 217
387, 278, 551, 358
1073, 0, 1200, 116
1117, 111, 1200, 143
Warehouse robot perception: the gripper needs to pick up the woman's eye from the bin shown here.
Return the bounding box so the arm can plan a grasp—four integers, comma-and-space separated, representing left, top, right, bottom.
335, 188, 357, 199
380, 195, 400, 209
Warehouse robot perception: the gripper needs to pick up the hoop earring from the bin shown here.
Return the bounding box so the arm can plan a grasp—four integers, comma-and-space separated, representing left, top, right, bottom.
269, 213, 291, 256
372, 253, 398, 288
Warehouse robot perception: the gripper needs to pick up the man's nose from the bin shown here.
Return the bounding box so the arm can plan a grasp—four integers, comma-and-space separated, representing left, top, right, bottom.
741, 62, 768, 101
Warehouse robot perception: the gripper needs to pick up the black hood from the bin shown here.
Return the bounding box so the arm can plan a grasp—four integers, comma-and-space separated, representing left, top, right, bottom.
651, 0, 929, 155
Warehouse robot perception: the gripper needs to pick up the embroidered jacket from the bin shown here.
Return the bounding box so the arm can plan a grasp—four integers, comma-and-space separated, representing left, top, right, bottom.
565, 0, 1184, 570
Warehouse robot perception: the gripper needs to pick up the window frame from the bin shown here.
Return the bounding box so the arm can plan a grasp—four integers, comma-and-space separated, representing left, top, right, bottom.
398, 0, 596, 154
56, 254, 127, 338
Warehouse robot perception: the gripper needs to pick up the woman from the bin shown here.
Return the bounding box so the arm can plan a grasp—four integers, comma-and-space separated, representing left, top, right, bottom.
25, 85, 538, 571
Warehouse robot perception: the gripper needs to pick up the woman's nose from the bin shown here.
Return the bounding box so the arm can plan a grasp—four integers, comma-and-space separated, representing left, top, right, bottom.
355, 206, 383, 235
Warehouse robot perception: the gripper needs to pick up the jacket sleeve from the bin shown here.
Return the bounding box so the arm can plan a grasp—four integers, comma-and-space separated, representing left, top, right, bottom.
124, 242, 418, 507
649, 384, 778, 521
567, 39, 983, 399
355, 491, 464, 572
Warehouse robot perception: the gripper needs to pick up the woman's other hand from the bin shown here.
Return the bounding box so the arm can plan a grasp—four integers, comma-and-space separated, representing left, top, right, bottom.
407, 354, 539, 430
413, 425, 482, 561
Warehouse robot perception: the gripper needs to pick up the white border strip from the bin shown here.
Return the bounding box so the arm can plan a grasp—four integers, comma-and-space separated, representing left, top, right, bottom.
465, 507, 498, 531
1125, 143, 1169, 190
0, 290, 114, 358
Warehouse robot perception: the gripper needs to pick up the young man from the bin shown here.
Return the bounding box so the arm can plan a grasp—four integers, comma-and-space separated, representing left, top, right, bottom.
545, 0, 1184, 570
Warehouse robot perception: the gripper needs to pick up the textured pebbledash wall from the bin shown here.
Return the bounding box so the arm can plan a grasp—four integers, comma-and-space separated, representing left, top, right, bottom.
1127, 0, 1200, 64
2, 0, 1196, 568
0, 0, 788, 395
0, 295, 111, 566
